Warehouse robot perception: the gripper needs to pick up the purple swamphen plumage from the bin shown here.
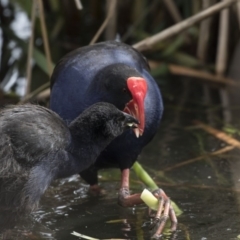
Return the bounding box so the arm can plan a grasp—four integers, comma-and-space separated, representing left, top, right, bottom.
50, 41, 177, 237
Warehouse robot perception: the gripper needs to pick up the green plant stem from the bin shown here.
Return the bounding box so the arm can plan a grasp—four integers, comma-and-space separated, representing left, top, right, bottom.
132, 161, 182, 215
133, 162, 158, 190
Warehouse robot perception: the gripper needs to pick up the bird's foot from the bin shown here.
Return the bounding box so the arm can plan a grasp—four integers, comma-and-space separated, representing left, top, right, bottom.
118, 187, 130, 207
89, 184, 106, 196
149, 189, 177, 238
118, 187, 142, 207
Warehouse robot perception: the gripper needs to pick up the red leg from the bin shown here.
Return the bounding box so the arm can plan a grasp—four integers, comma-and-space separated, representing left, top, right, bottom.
118, 169, 178, 237
118, 169, 143, 207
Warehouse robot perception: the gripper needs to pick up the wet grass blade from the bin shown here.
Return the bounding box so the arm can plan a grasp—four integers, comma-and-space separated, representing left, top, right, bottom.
71, 231, 129, 240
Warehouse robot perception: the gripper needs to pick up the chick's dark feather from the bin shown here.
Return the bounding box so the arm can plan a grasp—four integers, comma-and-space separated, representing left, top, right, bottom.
0, 103, 136, 213
0, 105, 70, 167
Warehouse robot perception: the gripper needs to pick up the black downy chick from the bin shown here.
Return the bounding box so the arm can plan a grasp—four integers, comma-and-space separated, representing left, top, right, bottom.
0, 102, 138, 213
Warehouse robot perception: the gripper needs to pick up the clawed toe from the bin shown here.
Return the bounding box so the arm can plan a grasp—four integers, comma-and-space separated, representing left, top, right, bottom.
148, 189, 178, 237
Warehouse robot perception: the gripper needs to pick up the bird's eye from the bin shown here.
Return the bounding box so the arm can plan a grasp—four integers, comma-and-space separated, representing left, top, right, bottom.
122, 88, 127, 93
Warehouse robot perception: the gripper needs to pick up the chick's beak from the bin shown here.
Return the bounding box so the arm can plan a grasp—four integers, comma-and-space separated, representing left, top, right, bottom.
122, 112, 140, 129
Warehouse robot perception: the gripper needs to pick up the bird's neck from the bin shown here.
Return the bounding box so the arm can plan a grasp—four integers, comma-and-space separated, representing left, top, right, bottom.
68, 120, 113, 167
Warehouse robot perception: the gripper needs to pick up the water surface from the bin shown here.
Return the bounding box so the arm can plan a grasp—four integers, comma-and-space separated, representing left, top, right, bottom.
1, 77, 240, 240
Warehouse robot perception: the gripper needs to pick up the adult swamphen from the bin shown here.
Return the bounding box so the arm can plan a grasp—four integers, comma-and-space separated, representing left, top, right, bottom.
0, 102, 138, 213
50, 41, 177, 237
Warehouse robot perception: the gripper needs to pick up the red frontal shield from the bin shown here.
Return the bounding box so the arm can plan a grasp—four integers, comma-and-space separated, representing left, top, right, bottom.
123, 77, 147, 137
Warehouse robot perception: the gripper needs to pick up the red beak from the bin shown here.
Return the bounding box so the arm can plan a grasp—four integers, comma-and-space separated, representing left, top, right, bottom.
123, 77, 147, 138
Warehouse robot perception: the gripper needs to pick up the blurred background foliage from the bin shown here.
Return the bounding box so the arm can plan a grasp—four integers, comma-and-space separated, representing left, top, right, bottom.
1, 0, 240, 108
